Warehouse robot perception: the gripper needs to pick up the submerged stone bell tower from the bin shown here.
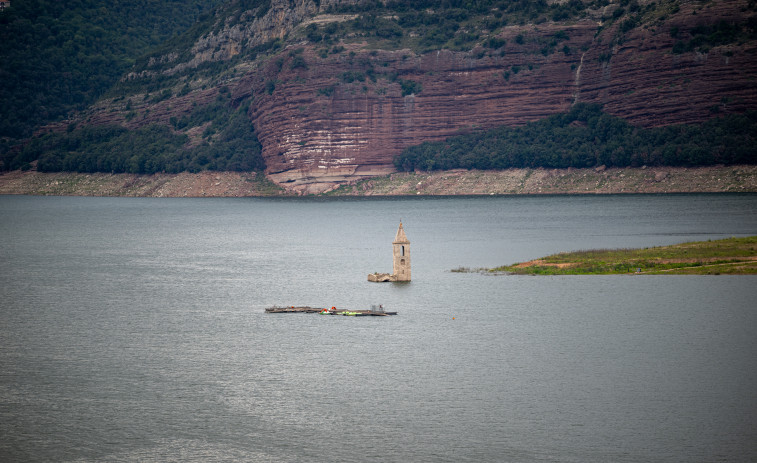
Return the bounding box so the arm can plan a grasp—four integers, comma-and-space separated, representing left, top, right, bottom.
368, 222, 411, 282
392, 222, 411, 281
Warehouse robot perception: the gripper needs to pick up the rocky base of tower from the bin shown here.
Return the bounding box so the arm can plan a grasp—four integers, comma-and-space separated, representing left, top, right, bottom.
368, 273, 394, 282
367, 273, 406, 283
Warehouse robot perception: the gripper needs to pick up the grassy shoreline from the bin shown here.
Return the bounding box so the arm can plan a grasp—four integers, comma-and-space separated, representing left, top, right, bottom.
485, 236, 757, 275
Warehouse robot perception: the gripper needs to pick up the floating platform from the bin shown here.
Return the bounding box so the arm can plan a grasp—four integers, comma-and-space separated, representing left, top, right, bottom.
265, 305, 397, 316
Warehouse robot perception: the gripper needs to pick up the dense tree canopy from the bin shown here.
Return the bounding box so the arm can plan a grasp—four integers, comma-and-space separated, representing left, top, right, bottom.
0, 0, 223, 139
394, 104, 757, 171
5, 102, 264, 174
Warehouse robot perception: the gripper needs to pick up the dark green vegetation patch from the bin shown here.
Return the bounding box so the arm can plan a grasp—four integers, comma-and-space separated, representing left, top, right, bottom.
671, 19, 757, 54
7, 103, 264, 175
0, 0, 225, 140
394, 104, 757, 171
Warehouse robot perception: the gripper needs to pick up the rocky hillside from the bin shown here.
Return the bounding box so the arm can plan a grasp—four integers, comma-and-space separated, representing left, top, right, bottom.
31, 0, 757, 193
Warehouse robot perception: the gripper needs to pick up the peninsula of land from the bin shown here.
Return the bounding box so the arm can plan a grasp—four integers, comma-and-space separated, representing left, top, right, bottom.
480, 236, 757, 275
1, 165, 756, 197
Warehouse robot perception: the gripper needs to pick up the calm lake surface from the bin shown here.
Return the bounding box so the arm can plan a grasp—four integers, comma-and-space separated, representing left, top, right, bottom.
1, 194, 756, 462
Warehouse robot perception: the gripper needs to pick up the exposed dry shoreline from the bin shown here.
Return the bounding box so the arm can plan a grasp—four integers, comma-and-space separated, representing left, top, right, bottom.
1, 165, 756, 197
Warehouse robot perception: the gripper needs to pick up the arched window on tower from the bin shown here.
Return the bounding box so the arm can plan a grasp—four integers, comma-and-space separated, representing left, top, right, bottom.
401, 245, 405, 256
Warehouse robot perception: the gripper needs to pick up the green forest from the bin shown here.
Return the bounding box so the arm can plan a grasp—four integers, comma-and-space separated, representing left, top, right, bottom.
8, 101, 264, 174
394, 104, 757, 171
0, 0, 223, 139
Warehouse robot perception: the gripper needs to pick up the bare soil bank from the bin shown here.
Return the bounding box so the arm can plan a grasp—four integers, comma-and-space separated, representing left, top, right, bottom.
0, 171, 282, 197
330, 165, 757, 196
1, 165, 756, 197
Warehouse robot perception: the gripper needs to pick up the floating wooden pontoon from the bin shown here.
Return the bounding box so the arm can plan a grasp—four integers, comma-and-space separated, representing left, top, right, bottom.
265, 305, 397, 316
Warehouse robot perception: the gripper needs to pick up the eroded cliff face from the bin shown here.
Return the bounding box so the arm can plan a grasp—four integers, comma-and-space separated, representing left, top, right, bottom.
236, 22, 596, 193
578, 0, 757, 126
77, 0, 757, 194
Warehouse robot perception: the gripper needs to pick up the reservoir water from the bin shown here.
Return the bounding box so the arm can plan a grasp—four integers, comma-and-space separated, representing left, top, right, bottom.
1, 194, 756, 462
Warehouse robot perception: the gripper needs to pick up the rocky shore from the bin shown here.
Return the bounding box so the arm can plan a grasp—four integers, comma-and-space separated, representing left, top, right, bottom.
0, 170, 282, 197
1, 165, 755, 197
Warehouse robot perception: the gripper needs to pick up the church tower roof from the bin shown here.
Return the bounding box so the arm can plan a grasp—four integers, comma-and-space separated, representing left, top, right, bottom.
393, 222, 409, 244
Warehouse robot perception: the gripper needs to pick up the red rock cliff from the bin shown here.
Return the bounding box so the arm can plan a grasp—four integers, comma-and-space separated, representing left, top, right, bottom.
76, 0, 757, 194
228, 1, 757, 192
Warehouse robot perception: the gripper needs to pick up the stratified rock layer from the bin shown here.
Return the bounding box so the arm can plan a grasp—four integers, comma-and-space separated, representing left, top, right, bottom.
236, 21, 599, 193
232, 1, 757, 192
72, 0, 757, 193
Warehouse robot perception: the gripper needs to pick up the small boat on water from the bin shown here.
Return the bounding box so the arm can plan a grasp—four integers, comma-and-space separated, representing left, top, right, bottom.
267, 305, 397, 316
320, 307, 375, 316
